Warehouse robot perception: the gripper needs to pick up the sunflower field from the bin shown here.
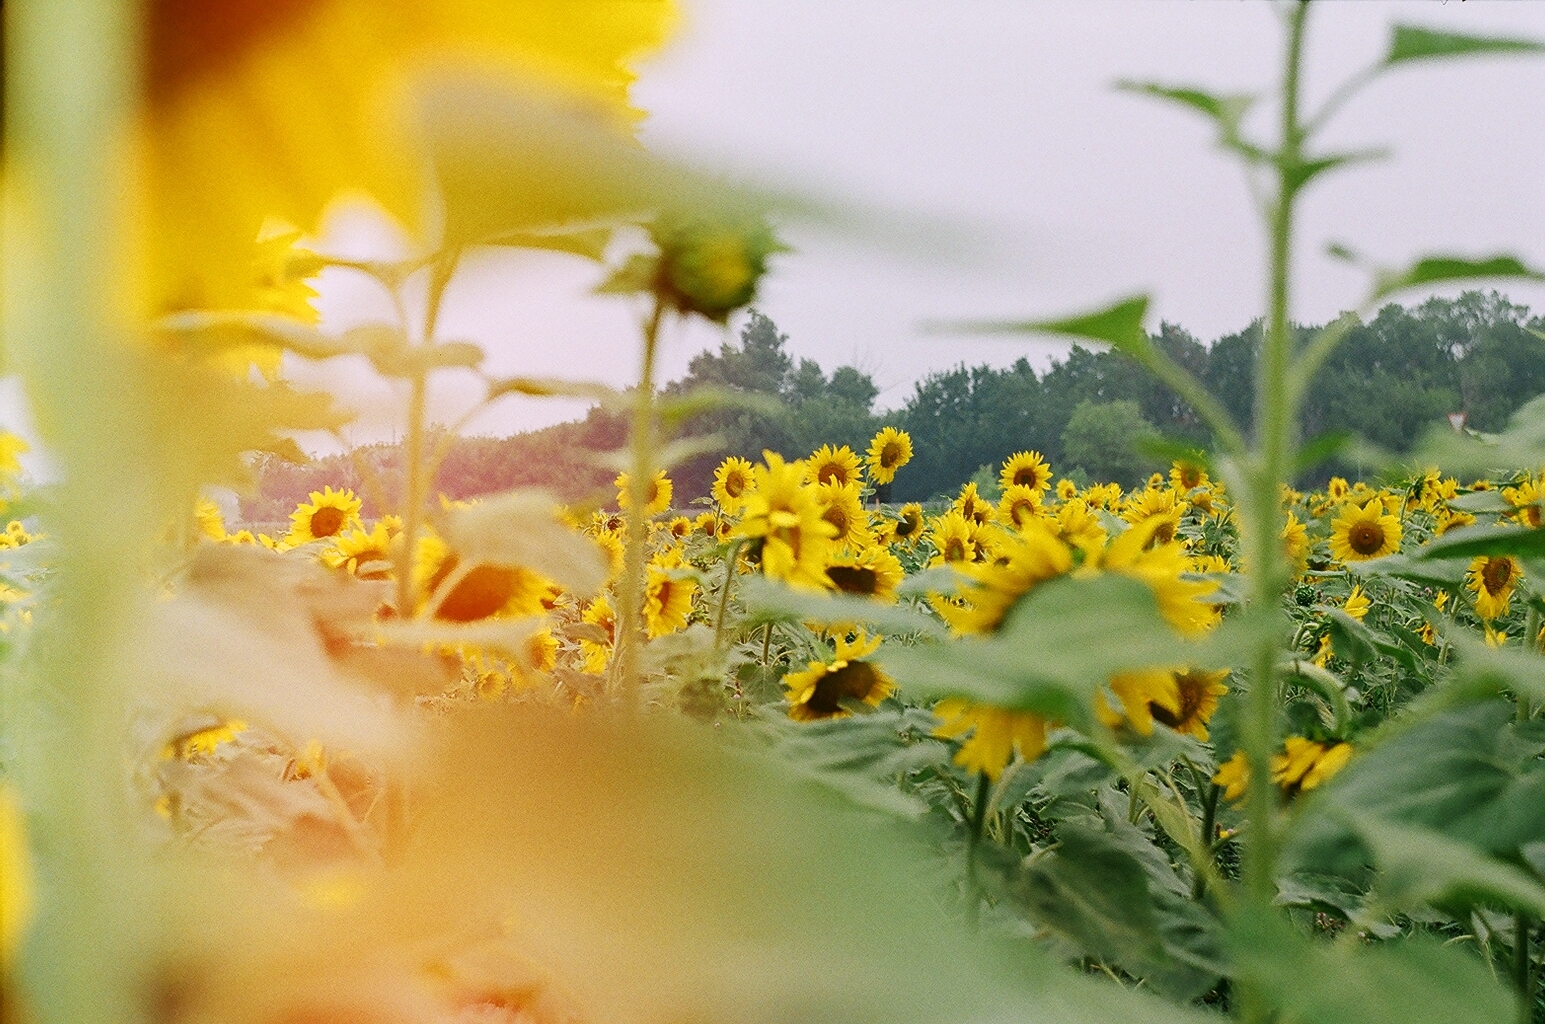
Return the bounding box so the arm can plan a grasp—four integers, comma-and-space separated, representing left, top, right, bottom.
8, 4, 1545, 1024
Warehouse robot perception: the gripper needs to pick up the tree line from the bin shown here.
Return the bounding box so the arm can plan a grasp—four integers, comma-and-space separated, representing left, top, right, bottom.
242, 291, 1545, 520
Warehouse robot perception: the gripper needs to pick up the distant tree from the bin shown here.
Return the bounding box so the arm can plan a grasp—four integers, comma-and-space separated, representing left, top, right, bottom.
1060, 399, 1158, 486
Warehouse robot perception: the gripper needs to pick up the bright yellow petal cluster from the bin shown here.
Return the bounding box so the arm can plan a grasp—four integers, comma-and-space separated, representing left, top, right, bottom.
865, 427, 912, 485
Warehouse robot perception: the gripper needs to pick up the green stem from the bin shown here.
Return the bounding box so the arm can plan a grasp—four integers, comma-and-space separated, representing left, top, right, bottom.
712, 540, 745, 650
7, 2, 144, 1022
966, 771, 992, 904
1517, 913, 1534, 1024
614, 294, 667, 709
760, 620, 774, 668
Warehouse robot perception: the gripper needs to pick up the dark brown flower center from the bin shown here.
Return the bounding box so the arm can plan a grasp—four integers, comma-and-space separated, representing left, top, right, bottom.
803, 662, 882, 717
944, 538, 966, 562
826, 565, 879, 595
725, 472, 746, 498
1482, 557, 1515, 595
1348, 521, 1386, 556
309, 506, 346, 538
881, 442, 903, 468
437, 564, 518, 622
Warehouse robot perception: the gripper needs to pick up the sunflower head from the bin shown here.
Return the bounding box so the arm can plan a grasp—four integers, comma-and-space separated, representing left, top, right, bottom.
1469, 554, 1522, 620
932, 699, 1050, 780
647, 212, 786, 323
865, 427, 913, 484
999, 451, 1052, 495
892, 503, 925, 545
286, 486, 363, 545
926, 510, 977, 567
1168, 459, 1209, 493
1055, 478, 1078, 501
783, 630, 895, 721
712, 456, 755, 513
616, 470, 673, 517
814, 479, 873, 549
1329, 499, 1402, 562
731, 452, 837, 591
997, 485, 1045, 533
806, 444, 863, 488
953, 482, 994, 526
823, 545, 905, 602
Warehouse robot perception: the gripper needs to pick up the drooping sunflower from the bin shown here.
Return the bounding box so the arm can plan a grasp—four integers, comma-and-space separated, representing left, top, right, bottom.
814, 480, 874, 549
806, 444, 863, 488
731, 451, 837, 591
322, 519, 396, 580
286, 486, 363, 545
953, 481, 995, 526
865, 427, 913, 485
580, 593, 616, 674
1469, 554, 1522, 620
997, 484, 1046, 533
783, 630, 895, 721
616, 470, 673, 517
644, 552, 697, 638
823, 545, 905, 602
712, 456, 755, 514
1329, 499, 1401, 562
999, 451, 1053, 496
926, 510, 977, 567
1148, 669, 1229, 740
932, 699, 1050, 780
931, 523, 1073, 635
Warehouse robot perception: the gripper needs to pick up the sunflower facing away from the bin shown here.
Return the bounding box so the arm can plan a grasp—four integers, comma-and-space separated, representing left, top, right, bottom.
865, 427, 913, 485
1329, 498, 1402, 562
285, 486, 363, 545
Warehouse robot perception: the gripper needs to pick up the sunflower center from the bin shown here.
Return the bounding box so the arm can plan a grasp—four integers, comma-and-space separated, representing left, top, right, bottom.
895, 515, 919, 538
437, 564, 518, 622
881, 442, 902, 468
826, 565, 879, 595
1009, 499, 1036, 528
1348, 521, 1386, 556
823, 505, 850, 538
944, 538, 966, 562
1014, 468, 1039, 488
1152, 519, 1177, 546
725, 472, 746, 498
1524, 505, 1544, 529
818, 464, 844, 485
1482, 557, 1515, 595
309, 506, 346, 539
805, 662, 881, 717
1180, 467, 1202, 489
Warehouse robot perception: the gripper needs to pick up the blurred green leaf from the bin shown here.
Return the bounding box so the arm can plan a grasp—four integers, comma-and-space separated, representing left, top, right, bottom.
1115, 82, 1265, 163
1409, 394, 1545, 475
1232, 912, 1513, 1024
1284, 149, 1387, 193
1295, 429, 1356, 473
1386, 25, 1545, 66
1449, 489, 1515, 514
1416, 523, 1545, 561
1371, 254, 1545, 304
739, 575, 947, 639
483, 375, 622, 404
1349, 552, 1469, 589
939, 295, 1150, 354
1345, 814, 1545, 919
657, 385, 784, 429
483, 225, 613, 261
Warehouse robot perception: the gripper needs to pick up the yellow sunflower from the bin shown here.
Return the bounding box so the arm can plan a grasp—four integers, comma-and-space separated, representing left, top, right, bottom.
712, 456, 755, 514
1213, 751, 1250, 802
953, 481, 995, 526
997, 484, 1046, 533
926, 510, 977, 567
823, 545, 905, 602
932, 699, 1050, 780
1272, 737, 1353, 795
888, 502, 925, 547
644, 551, 698, 637
783, 630, 895, 721
806, 444, 863, 488
1343, 584, 1371, 622
1281, 510, 1308, 569
1326, 477, 1350, 502
322, 519, 396, 580
1055, 499, 1108, 557
579, 593, 616, 674
1056, 478, 1078, 501
194, 497, 227, 541
138, 0, 677, 317
999, 451, 1053, 496
1146, 669, 1229, 740
1505, 480, 1545, 529
1100, 519, 1220, 636
1329, 499, 1401, 562
932, 522, 1073, 635
1168, 459, 1209, 493
1101, 669, 1179, 736
1121, 487, 1187, 546
865, 427, 913, 485
731, 451, 837, 591
814, 479, 874, 549
616, 470, 673, 517
1468, 555, 1522, 621
285, 486, 363, 545
415, 532, 555, 622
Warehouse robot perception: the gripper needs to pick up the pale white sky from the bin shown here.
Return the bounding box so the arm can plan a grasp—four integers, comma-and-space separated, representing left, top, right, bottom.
21, 0, 1545, 470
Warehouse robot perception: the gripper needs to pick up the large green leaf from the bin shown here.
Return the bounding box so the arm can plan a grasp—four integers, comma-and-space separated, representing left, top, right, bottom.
1232, 912, 1513, 1024
1009, 821, 1228, 1001
1371, 254, 1545, 305
739, 575, 947, 639
1386, 25, 1545, 66
1416, 523, 1545, 561
938, 295, 1151, 355
1344, 814, 1545, 919
1411, 393, 1545, 474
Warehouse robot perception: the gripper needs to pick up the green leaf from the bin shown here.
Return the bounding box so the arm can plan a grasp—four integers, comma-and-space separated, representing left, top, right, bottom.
1344, 814, 1545, 919
1417, 523, 1545, 561
1232, 913, 1513, 1024
483, 225, 613, 261
1010, 821, 1228, 1001
1348, 552, 1469, 589
939, 295, 1151, 355
1284, 149, 1387, 193
738, 575, 947, 639
1114, 82, 1265, 162
1371, 254, 1545, 304
1295, 429, 1356, 474
1410, 394, 1545, 475
483, 376, 622, 405
1449, 489, 1515, 514
1386, 25, 1545, 66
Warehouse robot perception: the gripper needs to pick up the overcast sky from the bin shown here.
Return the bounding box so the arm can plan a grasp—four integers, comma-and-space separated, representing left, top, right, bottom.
77, 1, 1545, 460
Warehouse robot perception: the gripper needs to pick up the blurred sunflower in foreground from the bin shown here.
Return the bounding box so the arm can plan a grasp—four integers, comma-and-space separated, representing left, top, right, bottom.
136, 0, 678, 317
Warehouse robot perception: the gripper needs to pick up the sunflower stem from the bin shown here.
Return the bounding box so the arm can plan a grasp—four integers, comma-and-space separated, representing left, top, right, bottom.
966, 770, 992, 920
712, 540, 745, 651
1517, 913, 1535, 1024
614, 293, 667, 710
760, 620, 774, 668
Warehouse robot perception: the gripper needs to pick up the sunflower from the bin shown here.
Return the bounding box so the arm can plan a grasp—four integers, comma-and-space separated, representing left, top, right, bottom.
416, 532, 555, 622
616, 470, 673, 517
1101, 669, 1179, 736
1121, 487, 1186, 546
1148, 669, 1229, 740
865, 427, 913, 485
139, 0, 677, 317
814, 480, 874, 549
1101, 519, 1220, 636
1055, 499, 1108, 556
1272, 737, 1353, 795
932, 523, 1073, 634
806, 444, 863, 487
783, 630, 895, 721
592, 529, 625, 580
323, 520, 396, 580
731, 451, 837, 591
1343, 584, 1371, 621
1438, 509, 1477, 534
926, 511, 976, 567
1084, 482, 1122, 510
888, 503, 925, 547
1281, 510, 1308, 568
712, 456, 755, 513
1329, 499, 1401, 562
823, 545, 905, 602
579, 594, 616, 674
1326, 477, 1350, 502
1168, 459, 1209, 494
1505, 480, 1545, 528
1468, 554, 1522, 621
997, 485, 1046, 533
932, 699, 1050, 780
286, 486, 363, 545
1213, 751, 1249, 802
644, 552, 698, 637
194, 497, 227, 541
953, 481, 995, 526
999, 451, 1053, 496
1056, 478, 1078, 501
